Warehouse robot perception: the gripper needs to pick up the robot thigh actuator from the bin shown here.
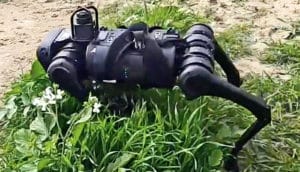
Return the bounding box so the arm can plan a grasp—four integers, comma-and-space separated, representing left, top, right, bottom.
37, 6, 271, 171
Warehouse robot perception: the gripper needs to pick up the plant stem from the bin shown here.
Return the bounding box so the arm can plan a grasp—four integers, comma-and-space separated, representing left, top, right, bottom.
143, 0, 148, 20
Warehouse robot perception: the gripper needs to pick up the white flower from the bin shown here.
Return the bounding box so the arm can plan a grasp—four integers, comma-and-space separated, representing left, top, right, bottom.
32, 87, 65, 111
44, 87, 54, 97
56, 89, 64, 100
32, 97, 41, 106
93, 102, 102, 113
32, 97, 48, 111
89, 96, 98, 103
48, 99, 56, 105
40, 101, 48, 111
44, 87, 56, 104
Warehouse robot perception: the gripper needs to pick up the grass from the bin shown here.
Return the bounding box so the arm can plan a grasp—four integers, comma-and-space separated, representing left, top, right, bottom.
99, 1, 251, 61
0, 1, 300, 172
99, 1, 210, 33
261, 41, 300, 74
216, 24, 252, 60
0, 62, 230, 171
240, 38, 300, 171
260, 41, 300, 85
234, 75, 300, 171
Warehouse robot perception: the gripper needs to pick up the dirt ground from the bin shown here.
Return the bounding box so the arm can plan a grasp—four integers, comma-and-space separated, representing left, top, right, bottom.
196, 0, 300, 78
0, 0, 299, 97
0, 0, 76, 97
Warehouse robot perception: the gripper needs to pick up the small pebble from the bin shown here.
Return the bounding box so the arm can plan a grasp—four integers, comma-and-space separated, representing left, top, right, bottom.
51, 13, 58, 18
214, 16, 223, 22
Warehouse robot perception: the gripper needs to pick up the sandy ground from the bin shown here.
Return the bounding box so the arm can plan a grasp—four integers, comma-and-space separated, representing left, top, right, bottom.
194, 0, 300, 77
0, 0, 77, 96
0, 0, 299, 97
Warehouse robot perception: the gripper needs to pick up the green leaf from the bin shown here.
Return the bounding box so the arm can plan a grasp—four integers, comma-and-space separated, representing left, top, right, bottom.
216, 124, 232, 139
75, 107, 92, 124
5, 96, 17, 119
38, 158, 53, 171
71, 123, 85, 145
118, 168, 127, 172
21, 94, 30, 105
62, 155, 73, 168
6, 107, 17, 119
44, 134, 58, 154
14, 129, 34, 145
20, 163, 38, 172
208, 149, 223, 167
44, 114, 56, 133
0, 108, 8, 121
14, 129, 36, 156
30, 115, 49, 141
23, 106, 30, 117
107, 153, 135, 172
30, 60, 45, 79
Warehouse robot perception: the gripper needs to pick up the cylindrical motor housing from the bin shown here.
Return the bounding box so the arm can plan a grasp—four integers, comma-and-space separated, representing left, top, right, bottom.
72, 10, 94, 42
180, 24, 215, 73
178, 24, 216, 99
47, 42, 88, 100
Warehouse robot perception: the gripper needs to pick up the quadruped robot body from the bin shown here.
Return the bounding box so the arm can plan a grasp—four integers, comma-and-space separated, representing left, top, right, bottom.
37, 6, 271, 171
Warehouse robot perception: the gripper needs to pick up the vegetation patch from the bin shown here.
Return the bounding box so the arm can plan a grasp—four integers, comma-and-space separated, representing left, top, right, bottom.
262, 41, 300, 74
216, 24, 252, 60
99, 2, 210, 33
233, 38, 300, 170
0, 61, 233, 171
239, 74, 300, 171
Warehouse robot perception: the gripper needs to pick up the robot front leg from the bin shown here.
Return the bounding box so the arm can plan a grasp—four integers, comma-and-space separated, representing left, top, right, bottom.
178, 65, 271, 172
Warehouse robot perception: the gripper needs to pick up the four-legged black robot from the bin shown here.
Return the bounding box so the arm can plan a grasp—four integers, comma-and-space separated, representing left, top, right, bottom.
37, 6, 271, 171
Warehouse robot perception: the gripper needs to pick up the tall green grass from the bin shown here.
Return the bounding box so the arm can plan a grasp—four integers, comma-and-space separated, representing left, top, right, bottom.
0, 61, 230, 171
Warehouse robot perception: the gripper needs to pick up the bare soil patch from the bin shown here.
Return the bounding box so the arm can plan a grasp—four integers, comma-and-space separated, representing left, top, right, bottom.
0, 0, 86, 97
193, 0, 300, 77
